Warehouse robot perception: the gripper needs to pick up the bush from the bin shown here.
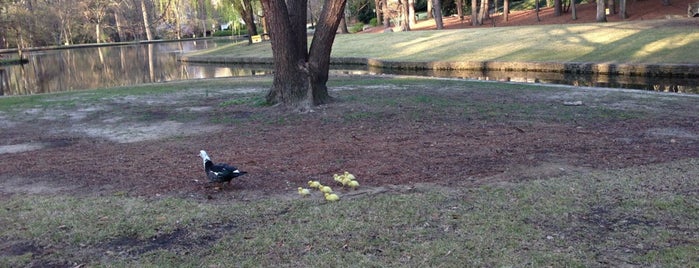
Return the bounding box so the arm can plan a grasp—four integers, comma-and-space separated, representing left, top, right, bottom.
350, 22, 365, 33
213, 30, 233, 37
369, 18, 379, 27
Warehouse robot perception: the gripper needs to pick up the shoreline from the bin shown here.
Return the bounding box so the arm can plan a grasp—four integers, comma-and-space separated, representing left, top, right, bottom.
179, 55, 699, 78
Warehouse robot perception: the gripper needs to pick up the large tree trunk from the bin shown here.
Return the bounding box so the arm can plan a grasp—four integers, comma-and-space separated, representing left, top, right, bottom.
261, 0, 308, 107
571, 0, 577, 20
308, 0, 348, 104
261, 0, 347, 108
433, 0, 444, 29
596, 0, 607, 22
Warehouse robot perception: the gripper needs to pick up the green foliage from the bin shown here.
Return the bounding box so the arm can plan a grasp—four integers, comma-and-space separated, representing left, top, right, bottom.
369, 17, 379, 27
212, 30, 233, 37
349, 22, 365, 33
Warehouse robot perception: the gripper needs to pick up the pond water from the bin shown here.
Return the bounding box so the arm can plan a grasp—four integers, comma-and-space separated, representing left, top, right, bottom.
1, 39, 697, 96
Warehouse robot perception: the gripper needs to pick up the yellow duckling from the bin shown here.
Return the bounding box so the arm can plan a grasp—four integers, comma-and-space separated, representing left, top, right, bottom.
325, 192, 340, 201
343, 171, 356, 181
298, 187, 311, 197
347, 180, 359, 189
333, 174, 344, 185
308, 180, 321, 189
319, 185, 333, 193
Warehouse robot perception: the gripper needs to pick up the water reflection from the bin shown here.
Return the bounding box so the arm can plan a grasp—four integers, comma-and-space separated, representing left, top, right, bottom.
1, 39, 697, 96
0, 40, 269, 96
362, 67, 699, 94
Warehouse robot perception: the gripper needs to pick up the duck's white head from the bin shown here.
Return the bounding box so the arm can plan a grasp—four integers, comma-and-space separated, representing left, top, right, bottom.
199, 150, 211, 165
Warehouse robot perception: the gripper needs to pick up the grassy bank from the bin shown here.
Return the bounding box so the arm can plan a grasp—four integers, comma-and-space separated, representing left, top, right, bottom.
2, 159, 697, 266
186, 20, 699, 65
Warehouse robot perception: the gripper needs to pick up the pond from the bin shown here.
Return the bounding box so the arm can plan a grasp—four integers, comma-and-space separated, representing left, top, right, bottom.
1, 39, 697, 96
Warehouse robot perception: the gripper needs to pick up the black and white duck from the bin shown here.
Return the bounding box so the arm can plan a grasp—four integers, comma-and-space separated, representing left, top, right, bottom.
199, 150, 247, 188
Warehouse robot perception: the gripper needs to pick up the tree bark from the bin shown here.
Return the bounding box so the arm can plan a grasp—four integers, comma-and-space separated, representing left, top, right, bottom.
409, 0, 416, 26
140, 0, 153, 40
383, 0, 391, 27
308, 0, 348, 104
471, 0, 479, 26
619, 0, 627, 19
241, 0, 259, 43
433, 0, 444, 29
571, 0, 577, 20
456, 0, 463, 20
504, 0, 509, 21
554, 0, 562, 16
401, 0, 411, 31
427, 0, 433, 18
596, 0, 607, 22
375, 0, 383, 22
261, 0, 347, 108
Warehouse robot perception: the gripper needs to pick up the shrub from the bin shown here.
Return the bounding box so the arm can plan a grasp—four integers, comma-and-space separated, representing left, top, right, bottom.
369, 18, 379, 27
350, 22, 365, 33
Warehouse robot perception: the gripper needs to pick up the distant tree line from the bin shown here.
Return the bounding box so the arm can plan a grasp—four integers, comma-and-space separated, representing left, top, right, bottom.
0, 0, 253, 49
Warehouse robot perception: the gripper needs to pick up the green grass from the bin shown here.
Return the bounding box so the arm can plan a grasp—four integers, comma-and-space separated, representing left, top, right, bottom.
188, 21, 699, 65
1, 159, 697, 266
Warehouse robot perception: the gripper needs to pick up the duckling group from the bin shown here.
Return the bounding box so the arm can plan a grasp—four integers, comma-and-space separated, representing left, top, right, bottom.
298, 171, 360, 202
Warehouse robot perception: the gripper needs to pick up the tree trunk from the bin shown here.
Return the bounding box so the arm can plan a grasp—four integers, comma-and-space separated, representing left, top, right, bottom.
339, 17, 349, 33
554, 0, 562, 16
478, 0, 488, 24
619, 0, 627, 19
141, 0, 153, 40
375, 0, 383, 22
596, 0, 607, 22
571, 0, 577, 20
261, 0, 348, 108
261, 0, 309, 107
504, 0, 509, 21
243, 0, 259, 42
383, 0, 391, 27
409, 0, 416, 26
457, 0, 464, 20
427, 0, 433, 18
308, 0, 348, 105
401, 0, 411, 31
471, 0, 479, 26
433, 0, 444, 29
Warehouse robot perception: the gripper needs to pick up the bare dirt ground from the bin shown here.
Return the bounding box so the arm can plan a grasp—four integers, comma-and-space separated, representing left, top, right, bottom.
1, 77, 698, 202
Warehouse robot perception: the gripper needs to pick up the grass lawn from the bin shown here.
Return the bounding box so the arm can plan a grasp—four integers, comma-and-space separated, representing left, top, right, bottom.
187, 21, 699, 65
